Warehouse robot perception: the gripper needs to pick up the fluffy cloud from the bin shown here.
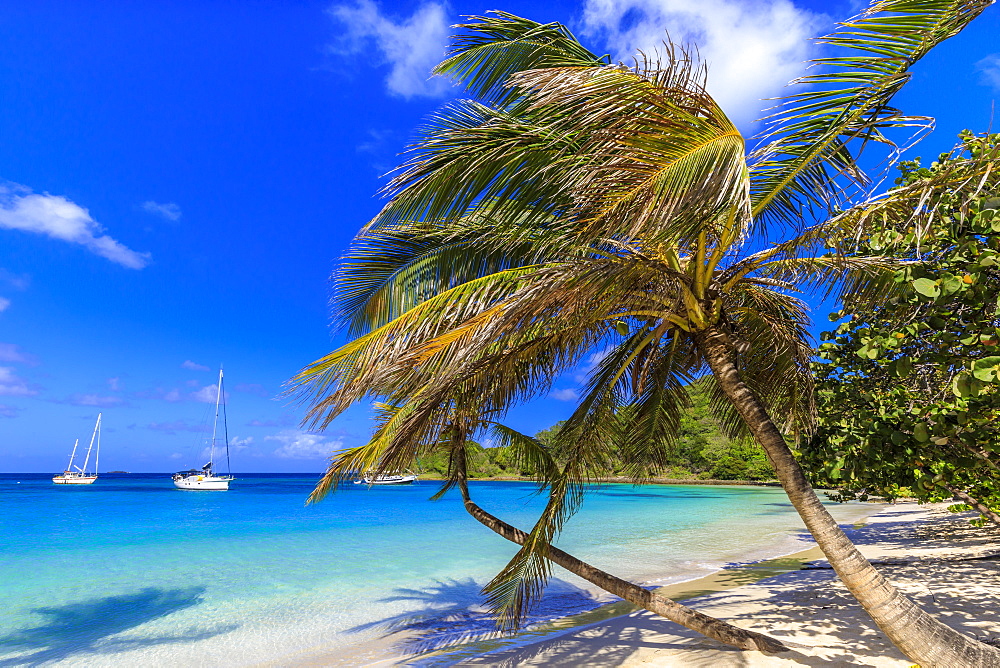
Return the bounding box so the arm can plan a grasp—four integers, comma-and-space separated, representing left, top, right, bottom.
549, 388, 580, 401
977, 53, 1000, 90
0, 343, 36, 365
0, 269, 29, 291
266, 429, 343, 459
0, 366, 36, 396
580, 0, 822, 126
573, 348, 613, 384
66, 393, 127, 408
327, 0, 451, 98
141, 200, 182, 221
0, 403, 18, 418
0, 183, 150, 269
181, 360, 210, 371
148, 420, 211, 435
190, 383, 229, 403
0, 297, 9, 312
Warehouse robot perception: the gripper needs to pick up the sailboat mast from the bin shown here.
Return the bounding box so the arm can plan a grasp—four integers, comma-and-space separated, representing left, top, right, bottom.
209, 368, 223, 471
67, 439, 79, 471
95, 414, 101, 475
81, 413, 101, 475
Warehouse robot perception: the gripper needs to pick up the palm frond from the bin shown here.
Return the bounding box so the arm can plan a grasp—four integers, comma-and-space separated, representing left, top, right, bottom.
436, 11, 606, 105
749, 0, 990, 226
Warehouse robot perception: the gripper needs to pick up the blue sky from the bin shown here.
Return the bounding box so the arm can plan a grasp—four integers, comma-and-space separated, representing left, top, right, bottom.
1, 0, 998, 473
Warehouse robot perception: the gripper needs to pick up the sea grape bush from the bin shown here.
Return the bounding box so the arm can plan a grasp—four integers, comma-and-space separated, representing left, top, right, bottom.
802, 132, 1000, 524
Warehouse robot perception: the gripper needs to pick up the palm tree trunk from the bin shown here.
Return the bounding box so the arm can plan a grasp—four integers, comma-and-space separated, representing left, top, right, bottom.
697, 327, 1000, 667
454, 476, 788, 652
943, 484, 1000, 529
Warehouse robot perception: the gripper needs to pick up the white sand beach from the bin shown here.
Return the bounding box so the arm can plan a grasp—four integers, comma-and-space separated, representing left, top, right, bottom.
294, 501, 1000, 667
452, 502, 1000, 667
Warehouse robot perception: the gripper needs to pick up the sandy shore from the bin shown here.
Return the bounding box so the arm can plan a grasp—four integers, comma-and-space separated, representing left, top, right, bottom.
451, 502, 1000, 667
283, 502, 999, 667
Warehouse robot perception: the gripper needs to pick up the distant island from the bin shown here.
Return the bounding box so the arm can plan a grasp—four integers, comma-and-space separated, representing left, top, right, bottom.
417, 382, 775, 483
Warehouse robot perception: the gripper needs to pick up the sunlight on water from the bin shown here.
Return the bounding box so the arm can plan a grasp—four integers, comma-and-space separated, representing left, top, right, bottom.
0, 475, 878, 666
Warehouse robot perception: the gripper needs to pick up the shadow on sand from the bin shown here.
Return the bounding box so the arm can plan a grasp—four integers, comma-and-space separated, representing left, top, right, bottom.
347, 577, 603, 658
0, 586, 237, 666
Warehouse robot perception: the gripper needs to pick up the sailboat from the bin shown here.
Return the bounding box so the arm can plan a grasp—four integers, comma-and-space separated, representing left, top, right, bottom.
172, 368, 234, 490
53, 413, 102, 485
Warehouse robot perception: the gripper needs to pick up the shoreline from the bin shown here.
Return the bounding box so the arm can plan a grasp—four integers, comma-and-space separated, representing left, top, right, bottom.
284, 501, 1000, 667
278, 501, 887, 667
426, 476, 782, 486
454, 502, 1000, 667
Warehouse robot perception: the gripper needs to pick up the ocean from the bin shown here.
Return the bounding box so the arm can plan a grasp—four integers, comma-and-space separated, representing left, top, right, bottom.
0, 474, 877, 666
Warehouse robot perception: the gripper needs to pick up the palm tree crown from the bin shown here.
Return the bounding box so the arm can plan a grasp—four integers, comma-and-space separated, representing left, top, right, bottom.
293, 1, 1000, 664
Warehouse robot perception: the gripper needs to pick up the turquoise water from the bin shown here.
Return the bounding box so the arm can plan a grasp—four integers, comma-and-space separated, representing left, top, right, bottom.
0, 475, 876, 666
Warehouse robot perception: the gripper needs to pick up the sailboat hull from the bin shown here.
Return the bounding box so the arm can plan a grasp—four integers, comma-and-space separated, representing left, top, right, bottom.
53, 475, 97, 485
173, 475, 232, 490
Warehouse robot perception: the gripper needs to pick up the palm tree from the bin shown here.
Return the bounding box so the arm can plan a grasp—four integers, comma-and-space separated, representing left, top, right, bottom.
293, 1, 1000, 664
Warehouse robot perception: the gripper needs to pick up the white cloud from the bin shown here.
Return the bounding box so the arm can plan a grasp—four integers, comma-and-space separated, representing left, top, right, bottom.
0, 403, 18, 418
266, 429, 343, 459
0, 269, 30, 291
550, 388, 581, 401
199, 436, 254, 462
977, 53, 1000, 90
66, 393, 126, 408
0, 183, 150, 269
327, 0, 451, 98
107, 377, 121, 391
573, 348, 613, 383
0, 366, 36, 396
163, 388, 183, 402
0, 343, 36, 364
580, 0, 823, 126
190, 383, 228, 404
0, 297, 9, 312
181, 360, 210, 371
230, 436, 254, 449
142, 200, 182, 221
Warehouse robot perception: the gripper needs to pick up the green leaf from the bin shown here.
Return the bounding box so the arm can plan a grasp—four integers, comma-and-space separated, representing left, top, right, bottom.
912, 277, 940, 298
894, 356, 913, 377
913, 423, 930, 442
940, 274, 964, 295
971, 356, 1000, 382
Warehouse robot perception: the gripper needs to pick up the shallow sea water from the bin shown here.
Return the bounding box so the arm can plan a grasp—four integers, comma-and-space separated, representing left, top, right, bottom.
0, 474, 877, 666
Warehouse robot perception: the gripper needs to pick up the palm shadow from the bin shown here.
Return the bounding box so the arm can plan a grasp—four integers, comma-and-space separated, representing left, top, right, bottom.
0, 586, 238, 666
347, 577, 603, 657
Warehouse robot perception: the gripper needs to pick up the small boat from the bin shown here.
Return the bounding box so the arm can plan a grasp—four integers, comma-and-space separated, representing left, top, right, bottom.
173, 368, 234, 491
354, 471, 418, 485
53, 413, 102, 485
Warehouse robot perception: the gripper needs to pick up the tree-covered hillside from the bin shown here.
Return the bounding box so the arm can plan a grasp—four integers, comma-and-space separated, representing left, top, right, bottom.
415, 382, 774, 481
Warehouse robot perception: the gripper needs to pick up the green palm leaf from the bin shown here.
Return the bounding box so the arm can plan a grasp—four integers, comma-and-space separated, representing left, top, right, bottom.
750, 0, 991, 226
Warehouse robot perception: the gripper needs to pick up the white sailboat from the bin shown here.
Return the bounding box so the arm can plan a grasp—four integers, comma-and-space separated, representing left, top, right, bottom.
354, 471, 418, 485
53, 413, 102, 485
172, 368, 235, 491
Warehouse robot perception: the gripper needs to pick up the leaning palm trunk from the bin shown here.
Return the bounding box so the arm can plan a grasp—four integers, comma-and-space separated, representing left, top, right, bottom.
455, 477, 788, 652
697, 328, 1000, 666
943, 484, 1000, 530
